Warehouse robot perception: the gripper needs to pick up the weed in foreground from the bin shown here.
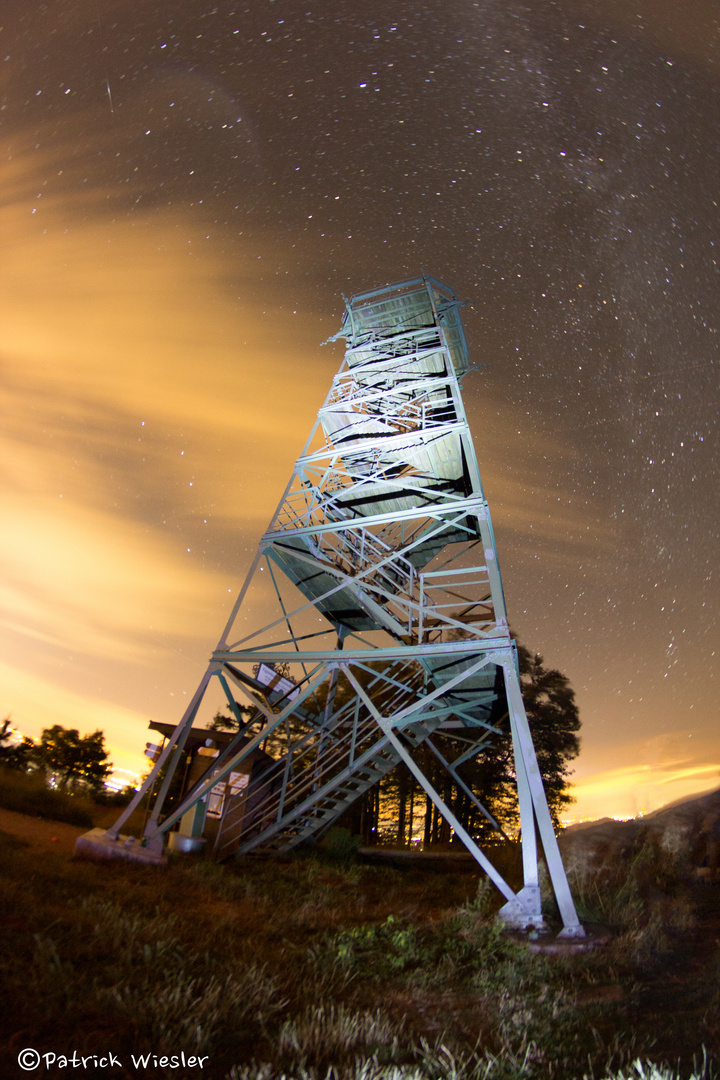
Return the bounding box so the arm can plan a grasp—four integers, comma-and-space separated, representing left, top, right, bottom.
593, 1052, 715, 1080
228, 1037, 539, 1080
189, 858, 255, 901
107, 964, 282, 1056
277, 1003, 402, 1067
9, 887, 285, 1064
2, 820, 718, 1079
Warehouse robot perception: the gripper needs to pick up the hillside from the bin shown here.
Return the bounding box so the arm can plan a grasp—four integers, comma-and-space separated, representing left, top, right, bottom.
561, 785, 720, 879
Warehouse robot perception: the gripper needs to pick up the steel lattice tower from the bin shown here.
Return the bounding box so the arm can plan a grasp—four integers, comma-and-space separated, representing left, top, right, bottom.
109, 276, 583, 936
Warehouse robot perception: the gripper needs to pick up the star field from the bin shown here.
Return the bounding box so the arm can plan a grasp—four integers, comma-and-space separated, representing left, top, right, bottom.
1, 0, 718, 815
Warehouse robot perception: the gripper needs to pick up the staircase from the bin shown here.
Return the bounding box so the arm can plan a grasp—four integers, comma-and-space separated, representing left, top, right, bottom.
214, 681, 445, 860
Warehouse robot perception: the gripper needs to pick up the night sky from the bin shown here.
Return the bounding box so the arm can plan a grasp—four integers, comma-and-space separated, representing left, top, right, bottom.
2, 0, 718, 819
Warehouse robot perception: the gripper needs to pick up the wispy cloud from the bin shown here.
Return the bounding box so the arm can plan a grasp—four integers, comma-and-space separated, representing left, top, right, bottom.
466, 397, 615, 565
0, 134, 337, 763
0, 487, 233, 659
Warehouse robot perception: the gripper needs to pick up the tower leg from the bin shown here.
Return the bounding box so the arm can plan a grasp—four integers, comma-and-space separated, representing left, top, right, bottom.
103, 667, 214, 852
345, 669, 518, 904
499, 674, 543, 930
498, 657, 584, 938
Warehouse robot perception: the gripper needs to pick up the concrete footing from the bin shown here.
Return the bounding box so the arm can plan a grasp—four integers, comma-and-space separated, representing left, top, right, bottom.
74, 828, 167, 866
508, 924, 612, 955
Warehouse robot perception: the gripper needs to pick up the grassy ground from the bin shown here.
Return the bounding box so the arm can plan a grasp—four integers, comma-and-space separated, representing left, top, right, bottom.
0, 767, 148, 834
1, 812, 718, 1080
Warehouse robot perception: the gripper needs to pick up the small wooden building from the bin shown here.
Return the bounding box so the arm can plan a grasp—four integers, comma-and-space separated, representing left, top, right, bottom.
146, 721, 277, 852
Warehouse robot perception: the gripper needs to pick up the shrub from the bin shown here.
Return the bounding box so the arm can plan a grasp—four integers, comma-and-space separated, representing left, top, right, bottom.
0, 768, 93, 826
318, 825, 363, 862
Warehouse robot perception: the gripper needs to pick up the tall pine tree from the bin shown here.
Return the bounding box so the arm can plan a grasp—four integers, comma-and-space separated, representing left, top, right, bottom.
346, 642, 580, 844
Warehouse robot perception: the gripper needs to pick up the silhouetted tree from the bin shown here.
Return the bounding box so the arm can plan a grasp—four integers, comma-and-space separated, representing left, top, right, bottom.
516, 643, 581, 827
0, 717, 34, 772
34, 724, 112, 794
348, 641, 580, 845
206, 706, 255, 733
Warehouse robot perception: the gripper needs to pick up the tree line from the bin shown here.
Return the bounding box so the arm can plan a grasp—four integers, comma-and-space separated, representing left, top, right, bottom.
340, 644, 580, 845
0, 718, 113, 797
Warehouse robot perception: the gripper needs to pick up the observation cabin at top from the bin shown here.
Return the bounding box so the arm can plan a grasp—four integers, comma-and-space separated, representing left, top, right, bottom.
99, 274, 584, 938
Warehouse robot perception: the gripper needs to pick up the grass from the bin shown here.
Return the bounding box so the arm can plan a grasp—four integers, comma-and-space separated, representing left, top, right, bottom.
0, 765, 149, 832
0, 823, 717, 1080
0, 767, 96, 826
560, 833, 697, 965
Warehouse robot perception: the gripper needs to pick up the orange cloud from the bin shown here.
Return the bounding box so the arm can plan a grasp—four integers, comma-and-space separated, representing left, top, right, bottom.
0, 133, 342, 766
464, 395, 615, 565
0, 488, 234, 660
569, 759, 720, 822
0, 658, 159, 779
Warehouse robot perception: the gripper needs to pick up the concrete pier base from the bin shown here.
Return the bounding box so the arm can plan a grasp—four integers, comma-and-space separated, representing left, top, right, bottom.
74, 828, 167, 866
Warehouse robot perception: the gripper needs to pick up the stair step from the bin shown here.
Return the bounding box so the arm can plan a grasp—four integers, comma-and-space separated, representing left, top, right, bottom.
215, 709, 445, 860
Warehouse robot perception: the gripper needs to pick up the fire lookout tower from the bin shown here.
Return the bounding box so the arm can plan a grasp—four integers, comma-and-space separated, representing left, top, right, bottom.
106, 276, 583, 937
